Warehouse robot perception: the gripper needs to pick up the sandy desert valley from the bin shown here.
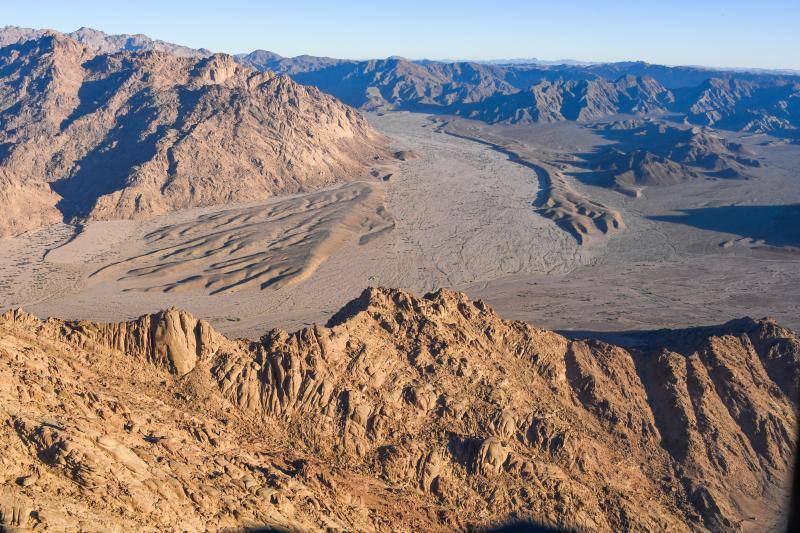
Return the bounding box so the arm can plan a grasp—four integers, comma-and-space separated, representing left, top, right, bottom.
0, 18, 799, 533
3, 111, 799, 339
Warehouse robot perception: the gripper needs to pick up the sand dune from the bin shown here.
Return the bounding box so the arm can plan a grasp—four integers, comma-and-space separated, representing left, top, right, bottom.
89, 182, 393, 294
3, 113, 586, 336
3, 112, 799, 340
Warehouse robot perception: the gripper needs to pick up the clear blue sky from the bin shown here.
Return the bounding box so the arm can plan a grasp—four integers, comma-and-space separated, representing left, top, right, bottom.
2, 0, 798, 69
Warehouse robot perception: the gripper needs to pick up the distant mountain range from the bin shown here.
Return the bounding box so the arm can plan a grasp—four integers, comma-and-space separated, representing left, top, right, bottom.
476, 57, 597, 66
239, 51, 800, 133
0, 25, 211, 57
4, 26, 799, 134
0, 25, 798, 237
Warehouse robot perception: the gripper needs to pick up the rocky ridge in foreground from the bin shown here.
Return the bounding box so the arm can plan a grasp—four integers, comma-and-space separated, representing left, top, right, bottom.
0, 287, 797, 531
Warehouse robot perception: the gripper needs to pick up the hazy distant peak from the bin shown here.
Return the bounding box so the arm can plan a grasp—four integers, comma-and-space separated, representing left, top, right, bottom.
0, 25, 212, 58
0, 25, 49, 47
235, 49, 283, 60
478, 57, 597, 66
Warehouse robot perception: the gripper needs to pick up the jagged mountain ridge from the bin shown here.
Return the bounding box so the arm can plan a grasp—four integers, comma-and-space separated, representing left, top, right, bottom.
236, 53, 800, 131
0, 25, 211, 57
5, 26, 794, 90
237, 50, 800, 129
0, 32, 388, 236
4, 27, 799, 130
235, 49, 350, 76
259, 56, 521, 111
455, 75, 674, 124
1, 287, 797, 531
675, 77, 800, 134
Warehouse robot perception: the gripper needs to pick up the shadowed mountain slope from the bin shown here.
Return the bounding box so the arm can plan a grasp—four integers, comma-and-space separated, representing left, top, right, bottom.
0, 33, 388, 236
674, 77, 800, 134
573, 119, 762, 194
238, 51, 800, 130
455, 75, 674, 124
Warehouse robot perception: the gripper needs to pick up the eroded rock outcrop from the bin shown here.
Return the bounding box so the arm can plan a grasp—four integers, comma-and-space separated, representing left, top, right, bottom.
1, 306, 230, 375
0, 288, 797, 531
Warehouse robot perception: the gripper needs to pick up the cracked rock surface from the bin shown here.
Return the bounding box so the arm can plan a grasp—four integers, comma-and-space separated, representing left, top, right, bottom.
0, 287, 797, 531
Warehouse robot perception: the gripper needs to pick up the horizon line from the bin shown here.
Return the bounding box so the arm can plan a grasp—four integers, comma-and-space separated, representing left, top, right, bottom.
4, 23, 800, 74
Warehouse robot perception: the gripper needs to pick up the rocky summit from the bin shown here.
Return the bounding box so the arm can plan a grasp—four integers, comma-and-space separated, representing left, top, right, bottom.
1, 288, 796, 531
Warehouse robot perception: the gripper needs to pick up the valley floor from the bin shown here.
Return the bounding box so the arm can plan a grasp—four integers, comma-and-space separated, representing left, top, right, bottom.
0, 112, 798, 337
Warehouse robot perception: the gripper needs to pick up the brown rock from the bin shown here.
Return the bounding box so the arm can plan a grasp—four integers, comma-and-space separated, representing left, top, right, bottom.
0, 288, 797, 531
0, 33, 388, 236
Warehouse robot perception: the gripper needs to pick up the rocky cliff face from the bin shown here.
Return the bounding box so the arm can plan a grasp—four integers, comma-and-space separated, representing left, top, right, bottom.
1, 288, 797, 531
0, 168, 63, 235
0, 33, 388, 235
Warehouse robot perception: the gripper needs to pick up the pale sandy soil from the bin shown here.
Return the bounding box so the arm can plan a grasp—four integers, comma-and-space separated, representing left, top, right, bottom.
0, 112, 586, 337
449, 117, 800, 334
0, 112, 798, 337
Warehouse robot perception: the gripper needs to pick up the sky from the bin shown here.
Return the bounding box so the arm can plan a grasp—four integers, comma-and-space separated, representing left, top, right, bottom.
2, 0, 799, 70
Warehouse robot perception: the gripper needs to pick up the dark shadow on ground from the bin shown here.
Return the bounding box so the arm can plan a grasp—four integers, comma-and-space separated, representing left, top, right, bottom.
649, 204, 800, 248
559, 317, 775, 351
558, 329, 664, 348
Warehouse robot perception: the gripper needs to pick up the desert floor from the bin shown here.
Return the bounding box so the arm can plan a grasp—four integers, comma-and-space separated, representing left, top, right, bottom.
1, 112, 798, 339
